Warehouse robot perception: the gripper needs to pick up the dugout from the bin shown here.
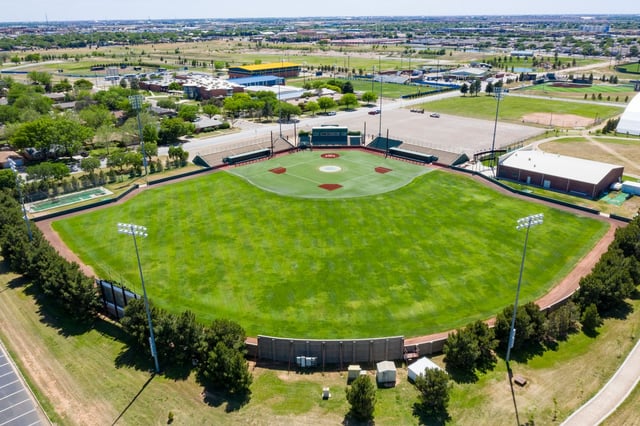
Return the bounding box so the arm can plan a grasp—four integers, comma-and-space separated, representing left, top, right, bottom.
388, 147, 438, 163
222, 148, 271, 165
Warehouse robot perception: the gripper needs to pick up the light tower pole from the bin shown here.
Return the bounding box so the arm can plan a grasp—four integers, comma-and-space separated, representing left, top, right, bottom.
505, 213, 544, 366
490, 86, 505, 176
117, 222, 160, 373
128, 95, 148, 179
8, 158, 32, 241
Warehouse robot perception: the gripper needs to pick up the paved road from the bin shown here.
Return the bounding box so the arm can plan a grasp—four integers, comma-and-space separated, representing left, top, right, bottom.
0, 339, 49, 426
561, 338, 640, 426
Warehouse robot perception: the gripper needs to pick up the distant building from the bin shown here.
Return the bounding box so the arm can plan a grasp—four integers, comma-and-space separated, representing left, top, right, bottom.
228, 75, 284, 87
498, 149, 623, 199
228, 62, 301, 79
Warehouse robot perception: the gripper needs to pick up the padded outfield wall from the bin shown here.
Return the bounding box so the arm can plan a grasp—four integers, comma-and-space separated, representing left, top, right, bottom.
256, 335, 404, 367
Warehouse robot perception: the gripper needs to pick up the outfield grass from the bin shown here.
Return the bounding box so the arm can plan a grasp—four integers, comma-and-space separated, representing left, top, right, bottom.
418, 94, 624, 123
2, 260, 638, 425
52, 152, 608, 339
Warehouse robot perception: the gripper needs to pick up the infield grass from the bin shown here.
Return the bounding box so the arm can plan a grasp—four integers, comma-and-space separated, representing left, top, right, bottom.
52, 151, 608, 339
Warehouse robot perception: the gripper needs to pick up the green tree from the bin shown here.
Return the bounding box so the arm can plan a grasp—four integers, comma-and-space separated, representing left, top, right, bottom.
27, 71, 52, 91
361, 91, 378, 105
345, 375, 376, 422
159, 118, 194, 145
202, 104, 220, 118
178, 104, 199, 122
340, 93, 358, 110
277, 102, 301, 121
581, 303, 602, 334
342, 81, 354, 93
317, 96, 336, 113
414, 368, 450, 417
443, 328, 479, 372
80, 157, 101, 176
460, 83, 469, 96
73, 79, 94, 91
79, 104, 115, 129
305, 100, 320, 116
52, 79, 73, 93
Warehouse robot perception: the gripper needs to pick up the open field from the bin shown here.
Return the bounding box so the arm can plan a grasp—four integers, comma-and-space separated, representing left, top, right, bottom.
539, 136, 640, 177
515, 82, 637, 103
1, 258, 638, 425
51, 152, 608, 339
419, 94, 624, 126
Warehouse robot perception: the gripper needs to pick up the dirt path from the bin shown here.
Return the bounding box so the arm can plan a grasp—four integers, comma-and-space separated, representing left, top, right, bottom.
0, 273, 114, 425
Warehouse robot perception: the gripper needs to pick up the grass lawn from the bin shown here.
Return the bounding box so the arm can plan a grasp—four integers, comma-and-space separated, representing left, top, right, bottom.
515, 82, 636, 103
1, 258, 639, 425
52, 151, 608, 339
418, 94, 624, 123
297, 77, 439, 99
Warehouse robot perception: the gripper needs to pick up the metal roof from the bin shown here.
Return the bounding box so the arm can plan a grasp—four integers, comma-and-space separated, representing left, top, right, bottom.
500, 150, 623, 185
230, 62, 301, 72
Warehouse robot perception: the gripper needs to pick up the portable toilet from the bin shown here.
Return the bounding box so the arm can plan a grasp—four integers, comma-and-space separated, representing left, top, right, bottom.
347, 365, 361, 382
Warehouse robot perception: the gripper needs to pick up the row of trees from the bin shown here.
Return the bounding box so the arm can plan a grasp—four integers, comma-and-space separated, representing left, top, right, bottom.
442, 215, 640, 382
0, 191, 100, 320
0, 189, 253, 397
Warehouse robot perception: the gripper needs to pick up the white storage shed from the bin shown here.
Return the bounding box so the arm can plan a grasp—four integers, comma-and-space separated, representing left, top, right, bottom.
376, 361, 396, 387
407, 357, 444, 382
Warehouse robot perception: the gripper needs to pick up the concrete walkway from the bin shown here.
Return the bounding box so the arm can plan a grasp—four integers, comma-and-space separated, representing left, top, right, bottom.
562, 338, 640, 425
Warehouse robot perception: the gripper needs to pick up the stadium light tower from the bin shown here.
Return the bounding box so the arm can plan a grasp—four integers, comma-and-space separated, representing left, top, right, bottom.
490, 86, 505, 176
505, 213, 544, 366
8, 158, 32, 241
128, 95, 148, 179
117, 222, 160, 373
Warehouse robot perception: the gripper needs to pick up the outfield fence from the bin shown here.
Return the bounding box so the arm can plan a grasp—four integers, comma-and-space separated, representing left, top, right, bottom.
255, 335, 404, 368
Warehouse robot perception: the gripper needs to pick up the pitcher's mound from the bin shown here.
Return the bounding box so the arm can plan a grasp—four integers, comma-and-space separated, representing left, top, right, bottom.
270, 167, 287, 174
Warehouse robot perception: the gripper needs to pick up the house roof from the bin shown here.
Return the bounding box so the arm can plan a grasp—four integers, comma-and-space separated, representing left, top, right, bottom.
500, 150, 623, 185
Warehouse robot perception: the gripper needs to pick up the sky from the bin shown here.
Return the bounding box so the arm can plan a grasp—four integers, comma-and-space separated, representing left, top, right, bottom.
2, 0, 639, 23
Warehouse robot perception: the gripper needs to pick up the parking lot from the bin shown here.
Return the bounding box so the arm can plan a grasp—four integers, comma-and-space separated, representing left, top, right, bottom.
342, 99, 545, 155
0, 340, 48, 425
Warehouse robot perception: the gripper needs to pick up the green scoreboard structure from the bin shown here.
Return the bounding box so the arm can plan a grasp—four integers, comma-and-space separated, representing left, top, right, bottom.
311, 126, 349, 146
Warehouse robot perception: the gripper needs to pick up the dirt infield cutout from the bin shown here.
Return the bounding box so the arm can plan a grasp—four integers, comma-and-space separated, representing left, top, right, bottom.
375, 166, 393, 174
269, 167, 287, 174
318, 183, 343, 191
521, 112, 593, 128
321, 153, 340, 158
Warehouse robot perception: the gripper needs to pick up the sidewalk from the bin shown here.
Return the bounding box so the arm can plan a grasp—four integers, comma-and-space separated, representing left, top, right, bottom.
562, 338, 640, 425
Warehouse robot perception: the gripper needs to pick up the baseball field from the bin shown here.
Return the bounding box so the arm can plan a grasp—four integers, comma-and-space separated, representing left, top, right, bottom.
52, 150, 608, 339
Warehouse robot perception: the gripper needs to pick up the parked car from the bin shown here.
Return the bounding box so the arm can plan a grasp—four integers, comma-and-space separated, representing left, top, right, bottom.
430, 113, 440, 118
368, 109, 381, 115
326, 111, 337, 116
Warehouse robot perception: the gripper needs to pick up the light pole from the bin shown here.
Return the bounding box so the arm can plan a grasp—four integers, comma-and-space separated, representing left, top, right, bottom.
8, 158, 32, 241
378, 56, 383, 137
117, 222, 160, 373
490, 86, 505, 176
128, 95, 148, 179
505, 213, 544, 366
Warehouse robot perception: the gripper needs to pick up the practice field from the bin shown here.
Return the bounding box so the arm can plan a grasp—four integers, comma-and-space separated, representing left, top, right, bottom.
52, 152, 609, 339
227, 150, 432, 198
